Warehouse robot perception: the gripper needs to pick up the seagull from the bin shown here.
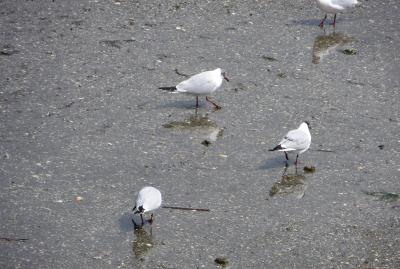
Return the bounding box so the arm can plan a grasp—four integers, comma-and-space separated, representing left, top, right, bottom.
316, 0, 358, 28
132, 186, 162, 226
269, 122, 311, 165
159, 68, 229, 110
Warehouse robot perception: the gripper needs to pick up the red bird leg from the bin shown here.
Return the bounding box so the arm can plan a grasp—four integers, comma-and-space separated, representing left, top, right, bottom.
206, 96, 221, 109
332, 13, 337, 27
319, 14, 327, 28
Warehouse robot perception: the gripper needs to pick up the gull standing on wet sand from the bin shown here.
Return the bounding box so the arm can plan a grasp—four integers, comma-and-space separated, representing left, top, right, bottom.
159, 68, 229, 110
316, 0, 358, 28
132, 186, 162, 226
269, 122, 311, 165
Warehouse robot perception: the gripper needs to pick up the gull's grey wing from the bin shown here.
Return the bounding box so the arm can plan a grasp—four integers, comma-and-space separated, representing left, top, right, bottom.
331, 0, 357, 8
279, 129, 309, 150
176, 71, 218, 94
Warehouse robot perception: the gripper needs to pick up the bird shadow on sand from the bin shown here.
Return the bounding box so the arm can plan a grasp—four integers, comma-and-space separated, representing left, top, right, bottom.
157, 100, 206, 110
291, 18, 356, 27
290, 18, 325, 26
118, 212, 135, 233
259, 156, 291, 170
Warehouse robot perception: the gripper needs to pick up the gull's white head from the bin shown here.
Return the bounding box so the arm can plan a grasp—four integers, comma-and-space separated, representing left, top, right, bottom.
215, 68, 229, 82
300, 121, 311, 130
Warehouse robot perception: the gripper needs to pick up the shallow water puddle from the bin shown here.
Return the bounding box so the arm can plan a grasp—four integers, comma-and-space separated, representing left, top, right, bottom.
362, 191, 400, 202
269, 166, 308, 199
312, 32, 356, 64
163, 113, 223, 142
163, 113, 217, 129
132, 227, 154, 258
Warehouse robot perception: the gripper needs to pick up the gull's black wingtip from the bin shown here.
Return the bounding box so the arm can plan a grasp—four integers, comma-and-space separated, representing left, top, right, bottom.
269, 145, 283, 151
159, 86, 177, 91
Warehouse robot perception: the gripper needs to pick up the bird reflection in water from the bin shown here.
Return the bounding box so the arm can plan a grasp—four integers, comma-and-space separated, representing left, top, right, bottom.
312, 32, 355, 64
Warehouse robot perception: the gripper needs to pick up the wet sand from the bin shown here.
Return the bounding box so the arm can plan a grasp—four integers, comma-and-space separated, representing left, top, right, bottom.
0, 0, 399, 268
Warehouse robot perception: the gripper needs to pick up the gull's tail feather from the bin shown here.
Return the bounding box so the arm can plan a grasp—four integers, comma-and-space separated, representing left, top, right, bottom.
269, 145, 284, 151
159, 86, 177, 91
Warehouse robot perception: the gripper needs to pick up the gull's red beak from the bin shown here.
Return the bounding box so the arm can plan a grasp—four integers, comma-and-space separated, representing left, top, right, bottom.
222, 72, 230, 82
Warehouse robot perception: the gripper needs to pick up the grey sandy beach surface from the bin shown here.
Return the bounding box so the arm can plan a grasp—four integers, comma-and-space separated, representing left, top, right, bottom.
0, 0, 399, 268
